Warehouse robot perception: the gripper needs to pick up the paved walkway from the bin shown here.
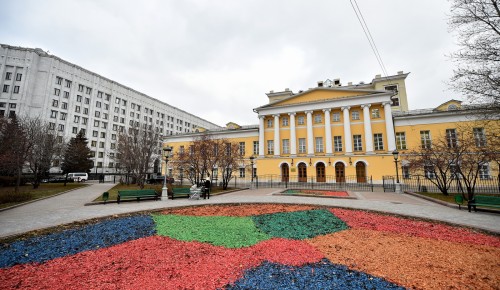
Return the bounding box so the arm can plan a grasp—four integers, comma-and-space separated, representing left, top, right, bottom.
0, 184, 499, 238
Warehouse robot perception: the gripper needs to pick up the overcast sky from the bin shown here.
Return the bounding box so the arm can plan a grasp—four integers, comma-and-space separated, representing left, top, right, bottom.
1, 0, 460, 127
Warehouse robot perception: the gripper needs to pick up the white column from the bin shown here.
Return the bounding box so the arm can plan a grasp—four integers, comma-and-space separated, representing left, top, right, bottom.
289, 112, 297, 156
273, 114, 280, 156
323, 109, 332, 155
383, 102, 397, 152
362, 104, 374, 154
306, 110, 314, 155
258, 116, 265, 157
342, 106, 353, 154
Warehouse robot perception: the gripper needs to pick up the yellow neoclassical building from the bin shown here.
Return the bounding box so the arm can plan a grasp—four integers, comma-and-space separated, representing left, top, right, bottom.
163, 72, 499, 187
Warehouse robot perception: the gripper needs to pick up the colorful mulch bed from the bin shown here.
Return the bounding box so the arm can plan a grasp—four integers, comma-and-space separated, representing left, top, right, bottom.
279, 189, 350, 197
1, 204, 499, 289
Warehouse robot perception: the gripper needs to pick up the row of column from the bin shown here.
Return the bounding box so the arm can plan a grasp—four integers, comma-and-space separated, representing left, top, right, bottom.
258, 103, 396, 157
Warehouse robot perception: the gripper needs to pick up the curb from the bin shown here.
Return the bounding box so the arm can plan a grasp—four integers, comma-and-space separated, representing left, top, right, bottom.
404, 191, 500, 214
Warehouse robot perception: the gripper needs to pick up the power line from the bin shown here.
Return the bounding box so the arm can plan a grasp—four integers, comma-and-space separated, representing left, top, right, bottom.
350, 0, 388, 77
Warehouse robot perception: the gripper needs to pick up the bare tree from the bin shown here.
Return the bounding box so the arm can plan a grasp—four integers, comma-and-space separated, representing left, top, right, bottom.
24, 117, 62, 189
115, 127, 160, 188
448, 0, 500, 116
218, 140, 244, 190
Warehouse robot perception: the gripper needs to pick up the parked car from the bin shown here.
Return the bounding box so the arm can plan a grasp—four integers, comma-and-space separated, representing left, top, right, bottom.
67, 172, 88, 182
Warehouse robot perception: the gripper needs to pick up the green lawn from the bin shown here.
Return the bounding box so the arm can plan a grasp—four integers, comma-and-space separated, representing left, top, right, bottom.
416, 192, 499, 209
0, 183, 88, 209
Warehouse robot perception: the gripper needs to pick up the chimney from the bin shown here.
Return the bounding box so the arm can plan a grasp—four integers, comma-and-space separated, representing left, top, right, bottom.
317, 81, 324, 87
375, 74, 381, 79
397, 71, 404, 75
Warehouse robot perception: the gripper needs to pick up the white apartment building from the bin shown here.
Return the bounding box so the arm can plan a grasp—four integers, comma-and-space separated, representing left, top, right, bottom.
0, 44, 220, 174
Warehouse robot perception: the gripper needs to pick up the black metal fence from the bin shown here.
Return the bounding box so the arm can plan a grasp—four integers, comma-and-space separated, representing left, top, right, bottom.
399, 175, 500, 194
236, 175, 375, 192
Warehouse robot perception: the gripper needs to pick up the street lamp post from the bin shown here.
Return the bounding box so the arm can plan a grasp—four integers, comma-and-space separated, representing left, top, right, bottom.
250, 156, 255, 183
161, 146, 172, 198
392, 150, 401, 192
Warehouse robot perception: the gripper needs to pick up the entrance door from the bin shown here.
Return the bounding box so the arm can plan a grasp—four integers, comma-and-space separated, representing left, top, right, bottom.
281, 163, 289, 182
335, 162, 345, 183
316, 162, 326, 182
298, 163, 307, 182
356, 162, 367, 183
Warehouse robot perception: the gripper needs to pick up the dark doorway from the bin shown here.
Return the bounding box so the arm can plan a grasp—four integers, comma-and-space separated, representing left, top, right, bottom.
356, 162, 367, 183
281, 163, 289, 182
298, 163, 307, 182
335, 162, 345, 183
316, 162, 326, 182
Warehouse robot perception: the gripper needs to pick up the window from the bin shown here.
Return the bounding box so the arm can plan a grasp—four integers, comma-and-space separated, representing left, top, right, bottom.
334, 136, 342, 152
105, 94, 111, 101
391, 97, 400, 106
91, 141, 97, 147
83, 108, 89, 115
58, 124, 64, 131
402, 165, 410, 179
98, 152, 104, 158
74, 116, 80, 123
76, 95, 82, 102
385, 84, 398, 94
53, 88, 61, 96
86, 87, 92, 94
253, 141, 259, 155
479, 163, 490, 179
72, 127, 78, 134
16, 73, 22, 81
82, 117, 88, 125
353, 135, 362, 151
115, 97, 121, 104
56, 76, 62, 85
61, 102, 67, 109
298, 138, 306, 154
103, 113, 108, 120
446, 129, 457, 148
97, 91, 103, 98
5, 72, 12, 80
65, 80, 71, 88
267, 119, 273, 128
396, 132, 407, 150
298, 116, 305, 125
75, 106, 80, 113
473, 128, 486, 147
122, 99, 127, 106
9, 103, 16, 109
351, 110, 360, 120
95, 111, 101, 118
282, 139, 289, 154
420, 130, 432, 149
2, 85, 9, 93
99, 142, 104, 148
13, 86, 20, 94
94, 120, 100, 127
78, 84, 84, 92
332, 112, 340, 122
96, 101, 101, 108
50, 110, 58, 118
60, 112, 67, 120
92, 130, 98, 137
239, 168, 245, 178
282, 117, 289, 126
424, 165, 436, 179
267, 140, 274, 155
374, 133, 384, 151
110, 143, 116, 149
52, 100, 59, 107
371, 109, 380, 118
49, 122, 55, 130
314, 114, 322, 123
315, 137, 323, 153
239, 142, 245, 156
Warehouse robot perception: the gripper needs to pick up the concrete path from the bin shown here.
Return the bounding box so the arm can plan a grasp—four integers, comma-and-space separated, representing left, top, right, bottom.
0, 184, 499, 239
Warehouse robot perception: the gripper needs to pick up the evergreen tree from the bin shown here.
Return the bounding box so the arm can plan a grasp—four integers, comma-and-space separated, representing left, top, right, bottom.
61, 130, 94, 174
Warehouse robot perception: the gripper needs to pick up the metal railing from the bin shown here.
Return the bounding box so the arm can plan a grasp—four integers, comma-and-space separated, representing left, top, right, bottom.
399, 175, 500, 194
234, 175, 374, 191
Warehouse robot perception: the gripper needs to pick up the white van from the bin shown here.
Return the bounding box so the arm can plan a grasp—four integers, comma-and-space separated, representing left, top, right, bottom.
67, 172, 88, 182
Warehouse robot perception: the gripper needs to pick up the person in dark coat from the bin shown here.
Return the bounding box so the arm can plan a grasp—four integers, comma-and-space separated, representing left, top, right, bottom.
203, 178, 211, 199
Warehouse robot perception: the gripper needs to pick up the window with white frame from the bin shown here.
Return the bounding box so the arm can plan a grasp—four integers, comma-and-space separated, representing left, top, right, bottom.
282, 117, 289, 127
54, 88, 60, 96
282, 139, 289, 154
396, 132, 407, 150
351, 110, 360, 120
371, 108, 380, 118
239, 142, 245, 156
239, 168, 245, 178
315, 137, 323, 153
479, 163, 490, 179
473, 128, 487, 147
332, 112, 340, 122
402, 165, 410, 179
297, 116, 305, 125
253, 141, 259, 155
374, 133, 384, 151
314, 114, 322, 123
298, 138, 306, 153
446, 129, 457, 148
353, 135, 362, 151
50, 110, 58, 118
420, 130, 432, 149
334, 136, 342, 152
267, 140, 274, 155
52, 99, 59, 107
267, 119, 273, 128
424, 165, 436, 178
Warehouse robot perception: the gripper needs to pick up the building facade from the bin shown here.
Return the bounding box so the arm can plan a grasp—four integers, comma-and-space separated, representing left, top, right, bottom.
0, 44, 220, 173
164, 72, 499, 186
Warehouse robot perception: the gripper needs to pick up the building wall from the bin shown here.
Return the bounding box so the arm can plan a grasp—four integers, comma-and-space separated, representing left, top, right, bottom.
0, 44, 220, 173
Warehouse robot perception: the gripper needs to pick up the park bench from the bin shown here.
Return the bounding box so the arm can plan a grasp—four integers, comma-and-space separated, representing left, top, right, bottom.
170, 187, 191, 199
468, 195, 500, 212
117, 189, 159, 203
